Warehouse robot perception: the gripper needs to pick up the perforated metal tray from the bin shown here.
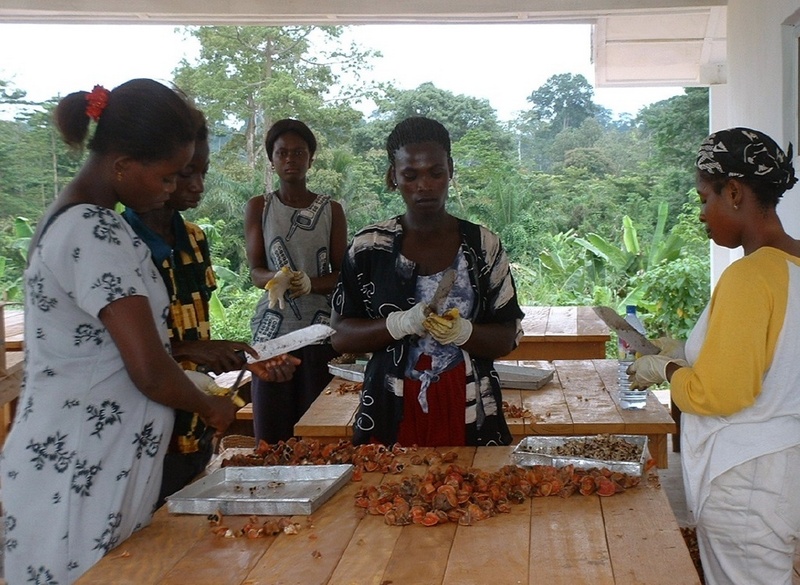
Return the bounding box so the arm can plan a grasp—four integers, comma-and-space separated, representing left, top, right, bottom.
166, 464, 353, 515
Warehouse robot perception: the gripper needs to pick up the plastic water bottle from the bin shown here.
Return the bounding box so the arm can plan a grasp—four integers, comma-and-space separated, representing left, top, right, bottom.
618, 305, 648, 409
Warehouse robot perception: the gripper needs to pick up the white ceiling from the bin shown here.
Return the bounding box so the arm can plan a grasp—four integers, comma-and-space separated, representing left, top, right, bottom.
0, 0, 728, 88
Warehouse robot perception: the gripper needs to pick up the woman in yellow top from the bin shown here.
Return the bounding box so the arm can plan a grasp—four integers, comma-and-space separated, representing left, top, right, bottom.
628, 127, 800, 585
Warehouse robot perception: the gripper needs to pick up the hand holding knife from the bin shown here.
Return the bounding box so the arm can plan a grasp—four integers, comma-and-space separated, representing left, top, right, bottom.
386, 269, 460, 342
425, 267, 457, 316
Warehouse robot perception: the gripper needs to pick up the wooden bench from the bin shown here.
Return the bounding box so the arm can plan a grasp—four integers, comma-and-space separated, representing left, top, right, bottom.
2, 306, 24, 353
501, 305, 610, 361
0, 304, 24, 445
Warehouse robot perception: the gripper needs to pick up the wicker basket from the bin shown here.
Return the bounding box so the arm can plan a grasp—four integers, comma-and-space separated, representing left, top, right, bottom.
219, 434, 256, 452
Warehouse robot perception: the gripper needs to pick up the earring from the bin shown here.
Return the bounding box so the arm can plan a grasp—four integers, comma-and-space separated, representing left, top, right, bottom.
116, 171, 123, 182
734, 204, 739, 210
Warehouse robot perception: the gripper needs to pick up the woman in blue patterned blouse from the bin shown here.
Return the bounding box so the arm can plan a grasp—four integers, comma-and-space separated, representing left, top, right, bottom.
331, 117, 524, 447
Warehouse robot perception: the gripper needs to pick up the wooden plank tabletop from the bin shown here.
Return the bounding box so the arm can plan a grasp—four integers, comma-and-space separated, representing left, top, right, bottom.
0, 302, 25, 444
502, 306, 610, 361
74, 446, 700, 585
2, 305, 24, 352
290, 360, 676, 468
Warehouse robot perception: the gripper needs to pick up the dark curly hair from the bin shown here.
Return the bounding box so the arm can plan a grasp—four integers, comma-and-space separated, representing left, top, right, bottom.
386, 116, 451, 165
54, 78, 195, 163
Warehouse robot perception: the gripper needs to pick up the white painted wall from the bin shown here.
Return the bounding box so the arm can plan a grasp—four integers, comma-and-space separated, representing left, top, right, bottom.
708, 0, 800, 288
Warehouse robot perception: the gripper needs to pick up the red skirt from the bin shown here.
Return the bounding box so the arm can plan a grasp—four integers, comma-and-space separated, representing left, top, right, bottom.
396, 354, 466, 447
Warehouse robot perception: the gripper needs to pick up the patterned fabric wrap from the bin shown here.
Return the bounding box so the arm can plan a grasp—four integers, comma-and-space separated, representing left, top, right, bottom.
332, 216, 524, 447
696, 127, 798, 190
123, 209, 217, 454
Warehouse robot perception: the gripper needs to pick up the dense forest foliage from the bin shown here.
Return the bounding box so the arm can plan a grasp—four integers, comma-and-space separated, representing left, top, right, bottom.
0, 25, 711, 346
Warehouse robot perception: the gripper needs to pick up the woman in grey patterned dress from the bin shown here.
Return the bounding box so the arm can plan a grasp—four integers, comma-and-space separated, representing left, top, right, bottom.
245, 119, 348, 443
0, 79, 248, 585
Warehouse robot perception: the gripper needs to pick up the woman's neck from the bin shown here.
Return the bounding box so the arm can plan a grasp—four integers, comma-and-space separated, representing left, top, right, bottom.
137, 207, 177, 241
276, 182, 314, 207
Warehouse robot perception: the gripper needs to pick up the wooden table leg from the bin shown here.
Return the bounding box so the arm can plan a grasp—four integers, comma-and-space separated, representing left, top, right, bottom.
647, 434, 668, 469
671, 400, 681, 453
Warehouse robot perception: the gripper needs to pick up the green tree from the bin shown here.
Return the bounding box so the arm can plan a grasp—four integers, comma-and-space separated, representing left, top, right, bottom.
172, 25, 378, 184
524, 73, 601, 134
639, 87, 710, 169
0, 102, 82, 223
515, 73, 610, 171
368, 82, 510, 146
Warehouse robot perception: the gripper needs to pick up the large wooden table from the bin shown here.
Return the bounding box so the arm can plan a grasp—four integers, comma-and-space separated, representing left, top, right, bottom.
502, 305, 610, 360
74, 446, 700, 585
290, 359, 676, 468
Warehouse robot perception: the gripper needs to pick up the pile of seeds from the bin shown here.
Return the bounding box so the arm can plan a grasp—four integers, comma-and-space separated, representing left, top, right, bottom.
550, 434, 642, 462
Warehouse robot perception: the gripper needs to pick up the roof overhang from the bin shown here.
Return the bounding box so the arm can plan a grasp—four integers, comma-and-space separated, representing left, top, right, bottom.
0, 0, 728, 88
594, 6, 727, 87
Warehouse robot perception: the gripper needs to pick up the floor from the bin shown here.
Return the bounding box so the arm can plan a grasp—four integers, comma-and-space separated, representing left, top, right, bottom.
660, 433, 689, 526
650, 388, 689, 527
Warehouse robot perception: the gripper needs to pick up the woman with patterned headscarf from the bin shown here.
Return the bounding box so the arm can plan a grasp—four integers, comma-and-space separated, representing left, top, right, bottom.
628, 127, 800, 584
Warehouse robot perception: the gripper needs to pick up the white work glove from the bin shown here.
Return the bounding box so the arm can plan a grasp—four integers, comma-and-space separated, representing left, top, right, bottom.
626, 354, 689, 390
184, 369, 216, 392
423, 308, 473, 346
184, 370, 246, 406
265, 266, 293, 309
385, 302, 428, 340
652, 337, 687, 360
289, 270, 312, 298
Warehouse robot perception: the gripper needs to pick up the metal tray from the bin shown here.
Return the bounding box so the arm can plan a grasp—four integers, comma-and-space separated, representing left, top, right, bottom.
328, 362, 366, 382
328, 362, 554, 390
166, 464, 353, 516
494, 364, 554, 390
511, 435, 649, 477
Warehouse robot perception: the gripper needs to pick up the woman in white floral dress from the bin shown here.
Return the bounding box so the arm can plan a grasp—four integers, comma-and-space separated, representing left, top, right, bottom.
0, 79, 283, 585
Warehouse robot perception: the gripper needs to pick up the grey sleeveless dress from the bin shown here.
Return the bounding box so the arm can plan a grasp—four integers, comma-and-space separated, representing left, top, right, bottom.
249, 192, 338, 443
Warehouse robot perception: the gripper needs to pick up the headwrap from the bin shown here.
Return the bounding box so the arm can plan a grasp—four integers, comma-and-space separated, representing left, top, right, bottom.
695, 127, 798, 190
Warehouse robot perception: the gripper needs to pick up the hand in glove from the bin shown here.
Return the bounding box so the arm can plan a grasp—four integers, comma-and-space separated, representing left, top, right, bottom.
423, 308, 473, 346
183, 370, 246, 407
385, 302, 429, 340
265, 266, 293, 309
289, 270, 312, 298
652, 337, 687, 361
626, 354, 689, 390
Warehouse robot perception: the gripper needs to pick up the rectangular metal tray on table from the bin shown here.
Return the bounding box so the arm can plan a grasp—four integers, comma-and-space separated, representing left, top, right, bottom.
166, 464, 353, 515
329, 362, 554, 390
511, 434, 649, 477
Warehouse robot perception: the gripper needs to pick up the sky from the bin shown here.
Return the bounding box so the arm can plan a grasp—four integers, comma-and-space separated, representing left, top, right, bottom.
0, 22, 683, 122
